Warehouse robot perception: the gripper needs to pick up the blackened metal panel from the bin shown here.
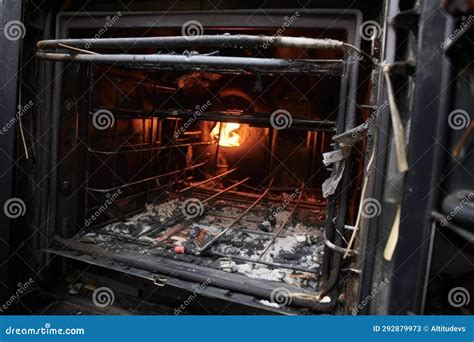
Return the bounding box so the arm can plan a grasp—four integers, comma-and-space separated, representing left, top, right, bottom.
387, 0, 453, 314
0, 0, 23, 300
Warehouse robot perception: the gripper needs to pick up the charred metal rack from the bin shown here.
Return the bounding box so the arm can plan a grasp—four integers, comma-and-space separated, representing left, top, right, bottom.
36, 10, 365, 313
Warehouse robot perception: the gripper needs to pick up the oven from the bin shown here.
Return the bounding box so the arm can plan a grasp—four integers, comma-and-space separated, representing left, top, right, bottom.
6, 0, 470, 317
31, 9, 371, 314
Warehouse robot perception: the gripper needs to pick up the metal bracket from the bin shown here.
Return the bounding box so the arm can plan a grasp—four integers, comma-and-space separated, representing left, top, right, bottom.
153, 275, 168, 287
332, 122, 369, 146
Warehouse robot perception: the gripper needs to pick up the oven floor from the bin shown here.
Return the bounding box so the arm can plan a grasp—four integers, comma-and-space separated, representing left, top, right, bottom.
77, 196, 326, 300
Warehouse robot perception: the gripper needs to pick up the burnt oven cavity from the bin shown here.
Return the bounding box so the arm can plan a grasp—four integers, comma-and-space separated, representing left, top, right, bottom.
38, 10, 369, 312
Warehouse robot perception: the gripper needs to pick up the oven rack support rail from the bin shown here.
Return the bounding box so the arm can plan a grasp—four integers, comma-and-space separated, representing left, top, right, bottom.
89, 107, 337, 133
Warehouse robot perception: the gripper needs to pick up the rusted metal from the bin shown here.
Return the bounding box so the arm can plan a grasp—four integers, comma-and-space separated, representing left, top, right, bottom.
154, 223, 187, 245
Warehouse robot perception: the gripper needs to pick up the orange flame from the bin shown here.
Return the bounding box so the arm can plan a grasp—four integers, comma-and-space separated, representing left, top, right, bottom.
211, 122, 241, 147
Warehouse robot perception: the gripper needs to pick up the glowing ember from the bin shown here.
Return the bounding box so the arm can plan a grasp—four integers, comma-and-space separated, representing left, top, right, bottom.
211, 122, 241, 147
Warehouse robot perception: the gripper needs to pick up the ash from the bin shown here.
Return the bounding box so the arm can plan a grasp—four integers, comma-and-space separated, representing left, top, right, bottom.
103, 199, 180, 237
92, 198, 325, 289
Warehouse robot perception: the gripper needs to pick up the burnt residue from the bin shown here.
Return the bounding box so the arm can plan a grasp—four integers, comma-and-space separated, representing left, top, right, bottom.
79, 197, 325, 291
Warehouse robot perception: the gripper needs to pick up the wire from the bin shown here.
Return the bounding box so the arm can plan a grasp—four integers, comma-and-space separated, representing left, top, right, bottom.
342, 42, 374, 62
17, 86, 29, 160
343, 149, 375, 259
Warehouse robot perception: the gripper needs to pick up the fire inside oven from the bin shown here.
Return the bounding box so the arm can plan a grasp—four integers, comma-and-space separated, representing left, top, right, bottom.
39, 12, 366, 312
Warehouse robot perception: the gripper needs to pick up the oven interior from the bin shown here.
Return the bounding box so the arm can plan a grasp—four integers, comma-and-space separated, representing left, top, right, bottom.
38, 10, 371, 314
